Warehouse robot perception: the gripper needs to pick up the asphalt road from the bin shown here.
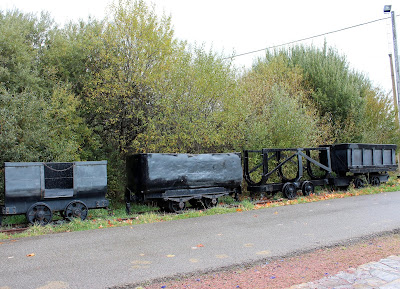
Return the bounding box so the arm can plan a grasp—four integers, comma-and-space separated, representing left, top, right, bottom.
1, 191, 400, 289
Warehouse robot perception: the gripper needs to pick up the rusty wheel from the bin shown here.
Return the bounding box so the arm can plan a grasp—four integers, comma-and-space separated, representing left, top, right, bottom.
26, 202, 53, 225
64, 200, 88, 221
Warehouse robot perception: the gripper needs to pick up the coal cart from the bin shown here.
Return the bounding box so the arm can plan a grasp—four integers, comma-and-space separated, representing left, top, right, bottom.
1, 161, 108, 225
320, 143, 397, 188
125, 153, 243, 212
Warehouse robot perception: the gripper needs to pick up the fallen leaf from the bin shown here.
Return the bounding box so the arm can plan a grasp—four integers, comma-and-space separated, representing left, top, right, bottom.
26, 253, 35, 257
197, 244, 204, 248
236, 208, 242, 212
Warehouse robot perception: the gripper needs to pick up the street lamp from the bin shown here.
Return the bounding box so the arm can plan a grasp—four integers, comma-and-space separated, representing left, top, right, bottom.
384, 5, 400, 125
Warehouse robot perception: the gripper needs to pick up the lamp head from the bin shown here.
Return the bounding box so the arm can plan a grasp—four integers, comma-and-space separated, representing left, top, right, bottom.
384, 5, 392, 13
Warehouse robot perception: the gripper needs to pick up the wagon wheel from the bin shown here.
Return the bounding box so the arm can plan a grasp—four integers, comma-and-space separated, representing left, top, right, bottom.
282, 183, 297, 200
26, 202, 53, 225
64, 200, 88, 221
203, 197, 218, 209
168, 200, 185, 213
353, 177, 364, 189
370, 176, 380, 186
301, 181, 315, 196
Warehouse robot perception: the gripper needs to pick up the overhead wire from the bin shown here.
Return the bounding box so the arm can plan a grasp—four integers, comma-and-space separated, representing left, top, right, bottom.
224, 15, 396, 60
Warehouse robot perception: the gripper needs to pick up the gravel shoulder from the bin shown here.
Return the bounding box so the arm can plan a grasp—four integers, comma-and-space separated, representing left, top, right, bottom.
142, 232, 400, 289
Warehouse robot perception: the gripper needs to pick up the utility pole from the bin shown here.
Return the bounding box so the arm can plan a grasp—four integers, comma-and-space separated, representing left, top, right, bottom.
385, 5, 400, 124
385, 5, 400, 171
389, 53, 398, 123
390, 10, 400, 124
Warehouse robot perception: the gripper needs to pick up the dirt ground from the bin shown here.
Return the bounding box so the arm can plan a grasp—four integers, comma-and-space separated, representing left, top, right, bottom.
142, 232, 400, 289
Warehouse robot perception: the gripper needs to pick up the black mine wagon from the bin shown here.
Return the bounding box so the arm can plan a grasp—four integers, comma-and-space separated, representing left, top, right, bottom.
244, 143, 397, 200
1, 161, 109, 225
320, 143, 397, 188
125, 153, 243, 212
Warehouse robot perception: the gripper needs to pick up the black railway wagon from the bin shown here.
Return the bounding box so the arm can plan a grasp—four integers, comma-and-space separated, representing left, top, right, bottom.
244, 147, 332, 200
0, 161, 109, 225
320, 143, 397, 188
125, 153, 243, 212
244, 143, 398, 200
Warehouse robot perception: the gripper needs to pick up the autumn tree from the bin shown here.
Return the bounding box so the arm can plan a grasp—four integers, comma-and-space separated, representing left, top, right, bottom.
139, 46, 245, 153
240, 54, 331, 149
82, 0, 179, 154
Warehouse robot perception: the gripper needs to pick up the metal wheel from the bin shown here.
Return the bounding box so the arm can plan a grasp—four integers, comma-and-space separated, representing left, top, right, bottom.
64, 200, 88, 221
370, 176, 381, 186
26, 202, 53, 225
353, 177, 364, 189
282, 182, 297, 200
202, 197, 218, 209
168, 200, 185, 213
301, 181, 315, 196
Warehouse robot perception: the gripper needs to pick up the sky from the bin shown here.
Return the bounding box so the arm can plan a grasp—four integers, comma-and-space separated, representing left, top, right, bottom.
1, 0, 399, 93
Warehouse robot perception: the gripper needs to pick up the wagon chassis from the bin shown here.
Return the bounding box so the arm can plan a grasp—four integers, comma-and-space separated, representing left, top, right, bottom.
244, 147, 333, 199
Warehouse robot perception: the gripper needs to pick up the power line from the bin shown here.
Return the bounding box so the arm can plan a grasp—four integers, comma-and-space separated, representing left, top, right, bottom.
225, 15, 394, 60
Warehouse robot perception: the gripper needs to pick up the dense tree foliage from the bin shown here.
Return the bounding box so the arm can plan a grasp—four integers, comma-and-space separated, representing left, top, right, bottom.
1, 0, 398, 200
240, 55, 331, 149
258, 45, 399, 144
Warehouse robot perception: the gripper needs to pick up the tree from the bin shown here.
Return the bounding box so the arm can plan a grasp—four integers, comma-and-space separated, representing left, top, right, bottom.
138, 46, 245, 153
40, 19, 105, 96
0, 10, 54, 94
240, 54, 331, 149
257, 44, 400, 144
83, 0, 179, 154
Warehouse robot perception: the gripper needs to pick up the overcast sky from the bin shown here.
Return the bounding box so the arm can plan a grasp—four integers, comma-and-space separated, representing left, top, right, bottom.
1, 0, 399, 93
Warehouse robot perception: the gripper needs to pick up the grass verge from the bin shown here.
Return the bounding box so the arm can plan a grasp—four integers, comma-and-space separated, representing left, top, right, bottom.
1, 177, 400, 240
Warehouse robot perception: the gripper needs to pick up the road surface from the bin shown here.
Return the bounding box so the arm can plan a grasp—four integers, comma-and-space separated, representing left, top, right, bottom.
1, 191, 399, 289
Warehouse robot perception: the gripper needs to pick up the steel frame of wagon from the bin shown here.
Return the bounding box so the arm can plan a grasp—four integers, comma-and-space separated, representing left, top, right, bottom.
243, 147, 332, 199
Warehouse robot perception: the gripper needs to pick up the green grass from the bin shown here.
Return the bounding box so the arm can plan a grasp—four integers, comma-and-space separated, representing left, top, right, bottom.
1, 177, 400, 240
